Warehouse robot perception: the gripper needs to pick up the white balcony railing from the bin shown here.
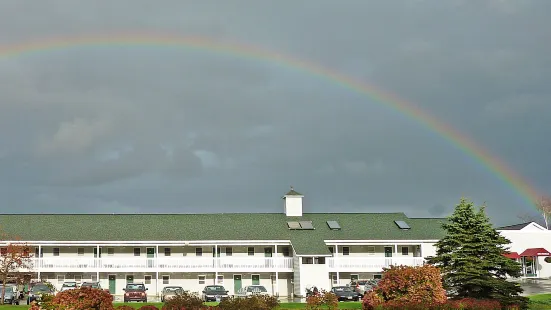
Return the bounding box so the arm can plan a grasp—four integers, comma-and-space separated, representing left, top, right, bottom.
328, 257, 425, 271
30, 257, 294, 271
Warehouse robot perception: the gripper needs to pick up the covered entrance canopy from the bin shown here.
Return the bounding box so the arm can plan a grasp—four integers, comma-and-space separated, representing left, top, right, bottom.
518, 248, 551, 278
503, 252, 521, 259
519, 248, 551, 257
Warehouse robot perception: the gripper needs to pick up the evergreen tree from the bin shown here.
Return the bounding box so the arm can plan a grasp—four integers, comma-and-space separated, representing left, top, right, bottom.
426, 198, 529, 309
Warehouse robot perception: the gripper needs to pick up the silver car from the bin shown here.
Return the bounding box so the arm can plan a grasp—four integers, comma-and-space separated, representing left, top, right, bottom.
160, 286, 184, 302
0, 285, 19, 305
60, 282, 78, 292
235, 285, 269, 297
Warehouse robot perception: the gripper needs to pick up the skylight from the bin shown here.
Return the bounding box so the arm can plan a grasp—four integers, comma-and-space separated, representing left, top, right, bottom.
394, 220, 411, 230
327, 221, 341, 230
299, 221, 315, 230
287, 221, 301, 229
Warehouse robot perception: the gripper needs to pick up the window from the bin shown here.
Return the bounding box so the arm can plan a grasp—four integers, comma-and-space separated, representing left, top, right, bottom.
48, 274, 55, 280
164, 248, 171, 256
282, 247, 290, 257
247, 247, 255, 256
367, 246, 375, 256
107, 248, 114, 256
35, 247, 40, 257
225, 247, 232, 256
145, 275, 152, 284
217, 275, 224, 284
53, 248, 60, 256
75, 275, 82, 283
302, 257, 313, 264
57, 275, 65, 283
332, 275, 338, 285
0, 248, 6, 255
162, 275, 170, 285
314, 257, 326, 264
91, 275, 98, 282
401, 246, 409, 256
133, 248, 141, 256
374, 274, 382, 279
198, 275, 206, 285
342, 247, 350, 256
195, 248, 203, 257
77, 248, 84, 256
350, 274, 359, 282
328, 247, 334, 254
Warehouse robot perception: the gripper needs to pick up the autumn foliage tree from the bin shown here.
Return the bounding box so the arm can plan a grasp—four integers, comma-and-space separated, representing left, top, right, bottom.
0, 229, 33, 304
362, 264, 447, 309
536, 196, 551, 230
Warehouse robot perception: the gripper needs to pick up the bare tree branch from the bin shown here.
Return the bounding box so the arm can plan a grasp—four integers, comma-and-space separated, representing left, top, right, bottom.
516, 212, 539, 223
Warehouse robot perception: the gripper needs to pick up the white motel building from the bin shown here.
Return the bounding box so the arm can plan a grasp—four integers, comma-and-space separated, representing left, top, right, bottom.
2, 188, 548, 297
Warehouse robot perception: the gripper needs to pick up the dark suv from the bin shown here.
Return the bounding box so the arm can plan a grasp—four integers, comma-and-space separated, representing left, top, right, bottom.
123, 283, 148, 302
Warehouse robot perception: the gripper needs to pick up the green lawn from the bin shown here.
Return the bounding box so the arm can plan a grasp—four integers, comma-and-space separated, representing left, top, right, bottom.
0, 295, 548, 309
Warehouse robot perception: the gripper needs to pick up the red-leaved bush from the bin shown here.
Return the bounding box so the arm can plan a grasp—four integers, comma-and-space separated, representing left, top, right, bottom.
305, 290, 338, 310
363, 298, 520, 309
363, 264, 447, 310
139, 306, 160, 310
46, 286, 114, 310
115, 306, 135, 310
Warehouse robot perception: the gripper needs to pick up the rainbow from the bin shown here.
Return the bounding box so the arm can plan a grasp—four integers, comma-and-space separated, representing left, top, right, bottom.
0, 32, 541, 207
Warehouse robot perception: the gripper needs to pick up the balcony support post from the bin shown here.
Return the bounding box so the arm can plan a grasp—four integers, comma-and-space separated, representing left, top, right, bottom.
37, 245, 42, 281
275, 245, 279, 296
155, 245, 159, 296
335, 245, 339, 284
214, 244, 218, 285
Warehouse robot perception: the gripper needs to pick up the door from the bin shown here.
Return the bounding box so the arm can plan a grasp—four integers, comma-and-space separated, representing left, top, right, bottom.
108, 275, 116, 294
384, 246, 393, 266
233, 275, 242, 294
126, 275, 134, 284
252, 274, 260, 285
146, 248, 155, 268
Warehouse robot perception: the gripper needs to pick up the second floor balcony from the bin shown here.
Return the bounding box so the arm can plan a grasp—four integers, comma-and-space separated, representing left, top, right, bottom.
31, 256, 294, 272
328, 257, 425, 272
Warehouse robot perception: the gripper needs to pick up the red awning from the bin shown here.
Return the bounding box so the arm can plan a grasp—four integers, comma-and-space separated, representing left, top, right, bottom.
519, 248, 551, 257
503, 252, 521, 259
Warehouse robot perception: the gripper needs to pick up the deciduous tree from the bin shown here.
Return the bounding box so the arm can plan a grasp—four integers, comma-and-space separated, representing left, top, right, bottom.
426, 198, 529, 309
535, 196, 551, 230
0, 229, 33, 304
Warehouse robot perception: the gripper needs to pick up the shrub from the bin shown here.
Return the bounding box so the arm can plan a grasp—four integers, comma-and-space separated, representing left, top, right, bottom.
306, 290, 338, 310
365, 298, 519, 309
139, 306, 160, 310
116, 306, 135, 310
217, 295, 279, 310
162, 291, 204, 310
362, 265, 447, 309
47, 286, 114, 310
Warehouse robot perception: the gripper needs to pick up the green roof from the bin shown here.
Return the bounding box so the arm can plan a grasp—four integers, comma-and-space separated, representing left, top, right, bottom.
285, 187, 303, 196
0, 213, 446, 255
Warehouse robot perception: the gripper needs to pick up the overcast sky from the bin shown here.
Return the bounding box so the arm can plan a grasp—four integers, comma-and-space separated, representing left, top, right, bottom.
1, 0, 550, 226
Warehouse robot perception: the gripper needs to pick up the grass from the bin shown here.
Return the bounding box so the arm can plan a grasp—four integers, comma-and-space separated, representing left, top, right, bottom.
0, 295, 548, 309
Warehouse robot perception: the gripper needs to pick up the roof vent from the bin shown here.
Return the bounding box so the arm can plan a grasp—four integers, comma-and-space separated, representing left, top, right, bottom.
327, 221, 341, 230
394, 220, 411, 230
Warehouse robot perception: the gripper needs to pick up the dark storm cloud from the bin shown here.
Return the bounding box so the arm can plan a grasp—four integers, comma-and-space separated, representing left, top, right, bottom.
0, 0, 550, 225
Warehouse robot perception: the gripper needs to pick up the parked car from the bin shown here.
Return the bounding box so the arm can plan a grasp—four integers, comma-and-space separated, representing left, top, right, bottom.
160, 286, 184, 302
201, 285, 229, 302
60, 281, 78, 292
236, 285, 269, 297
0, 285, 20, 305
123, 283, 148, 302
331, 286, 360, 301
27, 283, 54, 304
350, 279, 380, 295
